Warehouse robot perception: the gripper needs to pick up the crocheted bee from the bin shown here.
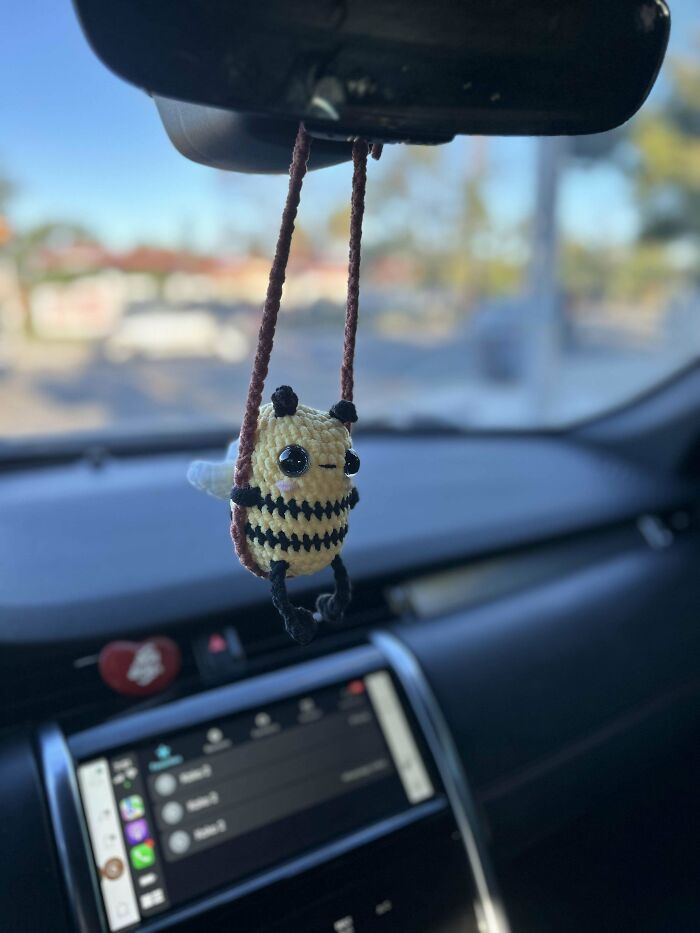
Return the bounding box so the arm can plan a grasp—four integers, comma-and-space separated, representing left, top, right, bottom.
188, 386, 360, 644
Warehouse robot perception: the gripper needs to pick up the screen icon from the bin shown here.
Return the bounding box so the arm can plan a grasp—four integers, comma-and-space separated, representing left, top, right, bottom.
375, 899, 393, 917
119, 795, 145, 822
129, 843, 156, 871
153, 773, 177, 797
206, 726, 223, 744
101, 831, 119, 850
100, 857, 125, 881
124, 818, 150, 845
167, 830, 191, 855
161, 801, 184, 826
139, 888, 165, 910
298, 696, 322, 723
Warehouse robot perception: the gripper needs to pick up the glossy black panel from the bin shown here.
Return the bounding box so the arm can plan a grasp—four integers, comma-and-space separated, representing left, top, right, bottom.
158, 810, 479, 933
73, 0, 669, 142
0, 733, 72, 933
395, 530, 700, 851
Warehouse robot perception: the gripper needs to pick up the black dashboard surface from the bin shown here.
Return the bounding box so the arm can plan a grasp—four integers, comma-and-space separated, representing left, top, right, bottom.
0, 434, 691, 644
1, 426, 699, 933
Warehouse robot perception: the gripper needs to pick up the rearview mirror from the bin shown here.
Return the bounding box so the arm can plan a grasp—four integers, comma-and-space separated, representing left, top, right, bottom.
74, 0, 669, 144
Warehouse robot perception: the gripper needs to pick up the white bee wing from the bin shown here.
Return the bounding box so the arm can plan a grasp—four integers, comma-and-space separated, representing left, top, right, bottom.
187, 437, 239, 500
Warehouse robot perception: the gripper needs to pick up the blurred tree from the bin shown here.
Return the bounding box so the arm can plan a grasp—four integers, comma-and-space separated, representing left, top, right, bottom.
9, 221, 97, 280
633, 52, 700, 244
453, 138, 490, 299
0, 170, 16, 247
289, 223, 314, 262
0, 183, 13, 217
325, 139, 523, 302
4, 220, 97, 336
326, 203, 351, 245
568, 126, 628, 163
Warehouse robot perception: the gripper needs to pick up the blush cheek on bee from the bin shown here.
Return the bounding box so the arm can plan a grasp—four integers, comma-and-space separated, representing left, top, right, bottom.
276, 478, 298, 493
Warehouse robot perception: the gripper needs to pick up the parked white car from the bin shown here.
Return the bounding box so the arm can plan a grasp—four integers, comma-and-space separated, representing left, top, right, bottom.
105, 309, 249, 362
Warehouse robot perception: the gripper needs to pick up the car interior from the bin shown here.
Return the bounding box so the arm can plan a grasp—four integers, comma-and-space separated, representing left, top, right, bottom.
2, 1, 700, 932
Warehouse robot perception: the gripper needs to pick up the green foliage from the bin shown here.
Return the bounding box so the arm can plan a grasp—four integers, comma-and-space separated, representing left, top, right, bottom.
633, 53, 700, 243
561, 239, 688, 303
7, 221, 97, 283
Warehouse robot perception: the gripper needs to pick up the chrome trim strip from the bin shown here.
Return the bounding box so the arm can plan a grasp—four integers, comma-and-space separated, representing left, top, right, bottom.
372, 629, 511, 933
38, 723, 108, 933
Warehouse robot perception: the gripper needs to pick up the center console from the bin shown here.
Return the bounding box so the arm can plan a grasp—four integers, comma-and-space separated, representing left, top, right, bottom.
40, 634, 509, 933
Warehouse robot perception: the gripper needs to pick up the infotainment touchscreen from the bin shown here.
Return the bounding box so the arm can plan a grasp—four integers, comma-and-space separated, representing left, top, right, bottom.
76, 670, 436, 931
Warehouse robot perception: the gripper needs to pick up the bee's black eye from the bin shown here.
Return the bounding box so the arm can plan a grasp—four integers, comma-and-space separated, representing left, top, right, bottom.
344, 448, 360, 476
278, 445, 309, 477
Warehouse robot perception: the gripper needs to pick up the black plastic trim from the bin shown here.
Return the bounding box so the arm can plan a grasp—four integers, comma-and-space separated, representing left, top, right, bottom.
38, 723, 107, 933
372, 630, 510, 933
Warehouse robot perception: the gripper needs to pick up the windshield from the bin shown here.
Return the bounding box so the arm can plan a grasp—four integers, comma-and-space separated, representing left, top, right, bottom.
0, 2, 698, 444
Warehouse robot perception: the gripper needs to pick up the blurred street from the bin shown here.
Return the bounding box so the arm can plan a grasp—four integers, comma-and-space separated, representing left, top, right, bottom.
0, 308, 692, 440
0, 11, 697, 445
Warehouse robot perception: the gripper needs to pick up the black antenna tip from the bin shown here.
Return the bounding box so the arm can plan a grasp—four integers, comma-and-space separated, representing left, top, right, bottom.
271, 385, 299, 417
329, 400, 358, 424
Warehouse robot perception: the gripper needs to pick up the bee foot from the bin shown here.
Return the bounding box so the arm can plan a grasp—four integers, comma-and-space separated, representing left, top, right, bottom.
284, 606, 318, 646
315, 592, 344, 626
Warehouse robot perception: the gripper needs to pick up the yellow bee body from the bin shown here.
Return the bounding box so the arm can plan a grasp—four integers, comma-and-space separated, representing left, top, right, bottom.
240, 402, 357, 577
189, 386, 359, 643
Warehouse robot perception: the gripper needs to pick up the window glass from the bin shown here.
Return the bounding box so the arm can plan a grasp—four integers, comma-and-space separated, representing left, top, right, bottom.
0, 1, 697, 440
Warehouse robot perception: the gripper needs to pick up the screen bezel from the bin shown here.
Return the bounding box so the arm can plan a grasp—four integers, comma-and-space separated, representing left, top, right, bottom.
69, 645, 444, 932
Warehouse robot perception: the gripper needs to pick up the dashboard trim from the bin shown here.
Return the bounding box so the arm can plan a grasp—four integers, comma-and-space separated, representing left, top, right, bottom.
38, 723, 108, 933
372, 629, 511, 933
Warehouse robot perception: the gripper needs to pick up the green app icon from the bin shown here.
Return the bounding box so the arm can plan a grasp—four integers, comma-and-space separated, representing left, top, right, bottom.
129, 843, 155, 871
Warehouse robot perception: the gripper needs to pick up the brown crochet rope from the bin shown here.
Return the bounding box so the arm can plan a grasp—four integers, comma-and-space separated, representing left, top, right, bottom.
234, 124, 312, 491
232, 125, 374, 577
231, 124, 311, 575
340, 140, 368, 405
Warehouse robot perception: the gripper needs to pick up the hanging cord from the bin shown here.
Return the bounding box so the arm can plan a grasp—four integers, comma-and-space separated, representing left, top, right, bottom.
231, 124, 312, 576
234, 124, 312, 490
340, 141, 381, 413
340, 140, 369, 405
231, 127, 378, 576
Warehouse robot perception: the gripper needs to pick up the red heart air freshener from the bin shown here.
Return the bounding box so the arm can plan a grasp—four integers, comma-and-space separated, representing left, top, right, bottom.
98, 637, 181, 697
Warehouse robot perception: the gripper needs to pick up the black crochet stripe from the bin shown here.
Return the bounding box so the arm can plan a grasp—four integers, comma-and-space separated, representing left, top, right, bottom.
245, 522, 349, 553
253, 492, 355, 522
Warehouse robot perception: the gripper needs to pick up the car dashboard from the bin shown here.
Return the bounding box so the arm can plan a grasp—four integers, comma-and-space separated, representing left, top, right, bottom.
2, 430, 700, 932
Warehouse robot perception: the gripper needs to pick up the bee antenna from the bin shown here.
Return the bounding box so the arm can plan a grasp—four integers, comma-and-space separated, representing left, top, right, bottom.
271, 385, 299, 417
329, 400, 358, 424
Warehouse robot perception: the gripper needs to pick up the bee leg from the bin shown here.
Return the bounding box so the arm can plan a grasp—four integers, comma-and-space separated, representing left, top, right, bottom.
315, 555, 352, 625
269, 560, 318, 646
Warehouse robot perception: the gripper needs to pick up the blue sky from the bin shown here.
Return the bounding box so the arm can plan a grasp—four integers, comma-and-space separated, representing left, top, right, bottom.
0, 1, 696, 254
